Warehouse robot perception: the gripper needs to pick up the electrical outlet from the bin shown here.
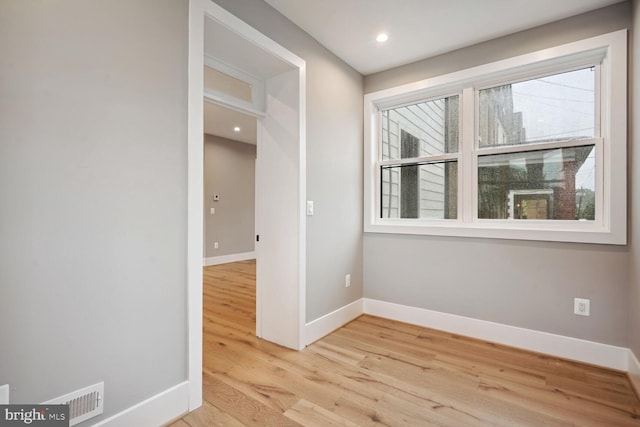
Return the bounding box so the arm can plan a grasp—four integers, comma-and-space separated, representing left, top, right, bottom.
345, 274, 351, 287
214, 242, 219, 249
574, 298, 590, 316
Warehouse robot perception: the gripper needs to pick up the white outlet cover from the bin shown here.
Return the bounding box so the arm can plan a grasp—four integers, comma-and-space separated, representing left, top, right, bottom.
574, 298, 590, 316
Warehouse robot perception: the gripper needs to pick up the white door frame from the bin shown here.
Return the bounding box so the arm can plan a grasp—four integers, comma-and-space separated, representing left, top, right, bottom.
187, 0, 306, 410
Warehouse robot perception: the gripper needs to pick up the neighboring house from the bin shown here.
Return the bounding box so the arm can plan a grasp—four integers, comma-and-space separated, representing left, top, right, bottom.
477, 73, 595, 221
381, 97, 458, 219
381, 75, 594, 222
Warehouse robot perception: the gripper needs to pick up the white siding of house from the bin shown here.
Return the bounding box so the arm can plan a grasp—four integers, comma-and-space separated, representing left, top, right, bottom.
381, 99, 449, 218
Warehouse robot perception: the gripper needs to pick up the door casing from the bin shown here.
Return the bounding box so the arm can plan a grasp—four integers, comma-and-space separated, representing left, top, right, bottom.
187, 0, 306, 410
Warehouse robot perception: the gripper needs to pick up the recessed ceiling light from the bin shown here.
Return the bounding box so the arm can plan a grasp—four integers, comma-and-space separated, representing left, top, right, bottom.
233, 126, 241, 132
376, 33, 389, 43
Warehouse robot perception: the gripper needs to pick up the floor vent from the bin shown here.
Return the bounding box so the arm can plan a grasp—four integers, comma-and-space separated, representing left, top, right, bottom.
44, 382, 104, 426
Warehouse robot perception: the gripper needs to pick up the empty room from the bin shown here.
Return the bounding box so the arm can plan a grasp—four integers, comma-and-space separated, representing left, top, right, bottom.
1, 0, 639, 426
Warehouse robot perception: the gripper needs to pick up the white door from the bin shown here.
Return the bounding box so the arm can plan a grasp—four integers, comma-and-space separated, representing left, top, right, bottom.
256, 68, 305, 350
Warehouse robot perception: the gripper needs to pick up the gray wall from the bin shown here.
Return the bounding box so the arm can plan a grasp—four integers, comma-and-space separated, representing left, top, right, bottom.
203, 134, 256, 258
212, 0, 364, 322
0, 0, 188, 423
630, 0, 640, 357
363, 3, 632, 346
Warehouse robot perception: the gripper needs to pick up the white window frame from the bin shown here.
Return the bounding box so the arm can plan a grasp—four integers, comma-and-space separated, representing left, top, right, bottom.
364, 30, 627, 245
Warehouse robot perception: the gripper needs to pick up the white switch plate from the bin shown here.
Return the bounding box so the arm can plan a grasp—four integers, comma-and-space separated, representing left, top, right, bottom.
306, 201, 314, 216
345, 274, 351, 288
210, 207, 215, 215
214, 242, 219, 249
0, 384, 9, 404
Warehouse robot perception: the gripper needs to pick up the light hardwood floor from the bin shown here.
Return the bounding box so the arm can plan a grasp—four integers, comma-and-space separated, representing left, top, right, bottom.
169, 260, 640, 426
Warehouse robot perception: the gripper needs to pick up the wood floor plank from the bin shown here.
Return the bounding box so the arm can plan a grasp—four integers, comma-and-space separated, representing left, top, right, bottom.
168, 261, 640, 426
178, 401, 245, 427
202, 372, 301, 426
283, 399, 360, 427
211, 368, 300, 414
165, 419, 191, 427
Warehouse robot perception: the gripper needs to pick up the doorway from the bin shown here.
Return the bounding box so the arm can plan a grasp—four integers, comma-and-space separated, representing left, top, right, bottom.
187, 0, 307, 410
202, 99, 258, 267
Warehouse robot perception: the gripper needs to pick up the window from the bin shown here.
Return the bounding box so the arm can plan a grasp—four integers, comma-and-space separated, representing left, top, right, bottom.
380, 96, 459, 220
364, 30, 627, 244
477, 146, 595, 220
204, 65, 253, 102
477, 68, 596, 221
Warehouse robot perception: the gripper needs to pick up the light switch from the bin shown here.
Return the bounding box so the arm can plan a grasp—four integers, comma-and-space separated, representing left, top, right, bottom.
210, 208, 215, 215
306, 201, 314, 216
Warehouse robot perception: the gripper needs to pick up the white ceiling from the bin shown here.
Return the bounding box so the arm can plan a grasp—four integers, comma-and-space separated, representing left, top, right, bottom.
204, 102, 257, 145
264, 0, 625, 75
205, 0, 624, 145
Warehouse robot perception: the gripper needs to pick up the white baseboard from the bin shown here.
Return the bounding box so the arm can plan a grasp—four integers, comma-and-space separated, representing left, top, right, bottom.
305, 299, 363, 346
93, 381, 189, 427
629, 349, 640, 396
363, 298, 629, 371
203, 251, 256, 266
0, 384, 8, 404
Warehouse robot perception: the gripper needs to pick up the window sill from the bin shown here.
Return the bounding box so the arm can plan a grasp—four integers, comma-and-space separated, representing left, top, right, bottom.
364, 220, 626, 245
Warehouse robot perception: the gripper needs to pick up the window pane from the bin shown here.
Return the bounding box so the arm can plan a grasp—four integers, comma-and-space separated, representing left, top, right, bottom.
478, 146, 595, 220
381, 96, 459, 160
204, 66, 253, 102
381, 162, 457, 219
478, 68, 595, 148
